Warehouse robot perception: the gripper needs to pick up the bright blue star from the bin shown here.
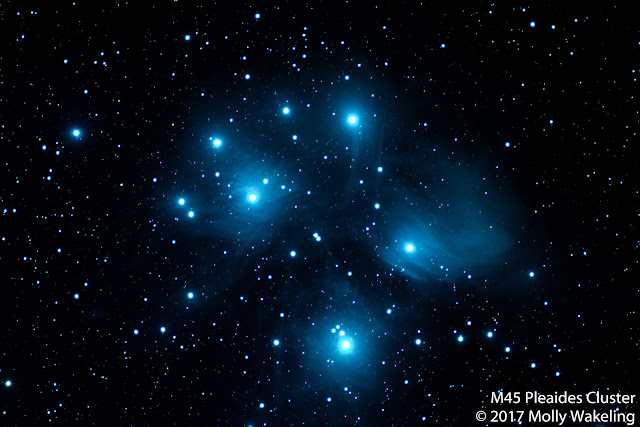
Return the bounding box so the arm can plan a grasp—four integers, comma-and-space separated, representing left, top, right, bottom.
404, 243, 416, 253
457, 335, 464, 343
187, 292, 194, 299
160, 326, 166, 333
211, 137, 222, 148
415, 338, 422, 345
505, 346, 511, 353
244, 74, 251, 80
347, 114, 358, 126
386, 308, 392, 314
74, 293, 79, 300
531, 362, 536, 368
72, 129, 80, 137
339, 339, 352, 351
530, 21, 536, 28
487, 331, 494, 338
273, 339, 280, 346
255, 13, 261, 19
374, 203, 380, 210
282, 106, 291, 115
133, 329, 139, 335
185, 35, 191, 41
377, 166, 383, 173
289, 250, 297, 258
188, 210, 195, 218
505, 142, 511, 147
5, 380, 11, 387
263, 178, 268, 184
178, 198, 185, 206
529, 271, 535, 277
247, 193, 258, 203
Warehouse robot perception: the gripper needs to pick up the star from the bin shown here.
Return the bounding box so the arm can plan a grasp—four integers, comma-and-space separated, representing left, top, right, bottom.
347, 114, 358, 126
5, 380, 11, 387
487, 331, 494, 338
247, 193, 258, 203
211, 137, 222, 148
289, 250, 297, 258
72, 129, 81, 137
187, 292, 194, 299
160, 327, 166, 333
404, 243, 415, 253
184, 35, 191, 41
415, 338, 422, 345
282, 106, 291, 115
188, 210, 195, 218
273, 339, 280, 346
339, 338, 352, 352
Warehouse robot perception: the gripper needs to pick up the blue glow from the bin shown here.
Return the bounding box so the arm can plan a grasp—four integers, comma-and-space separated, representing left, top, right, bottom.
187, 292, 194, 299
457, 335, 464, 343
72, 129, 80, 137
5, 380, 11, 387
282, 107, 290, 115
247, 193, 258, 203
530, 21, 536, 28
531, 362, 536, 368
185, 35, 191, 41
415, 338, 422, 345
339, 339, 352, 351
133, 329, 139, 335
273, 339, 280, 346
160, 326, 166, 333
347, 114, 358, 126
487, 331, 494, 338
211, 138, 222, 148
178, 198, 185, 206
404, 243, 415, 253
188, 210, 195, 218
290, 250, 297, 258
529, 271, 535, 278
263, 178, 268, 184
505, 346, 511, 353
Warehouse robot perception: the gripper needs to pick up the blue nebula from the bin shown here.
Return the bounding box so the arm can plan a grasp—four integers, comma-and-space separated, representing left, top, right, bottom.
347, 114, 358, 126
187, 292, 194, 299
72, 129, 80, 137
282, 106, 291, 115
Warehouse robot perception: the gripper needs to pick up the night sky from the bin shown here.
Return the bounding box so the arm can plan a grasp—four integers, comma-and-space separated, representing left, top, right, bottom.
1, 1, 639, 426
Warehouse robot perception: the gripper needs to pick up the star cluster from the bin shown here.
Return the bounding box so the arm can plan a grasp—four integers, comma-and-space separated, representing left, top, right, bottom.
1, 1, 637, 425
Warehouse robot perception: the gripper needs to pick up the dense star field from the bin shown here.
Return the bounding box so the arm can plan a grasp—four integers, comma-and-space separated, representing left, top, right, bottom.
1, 1, 638, 425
